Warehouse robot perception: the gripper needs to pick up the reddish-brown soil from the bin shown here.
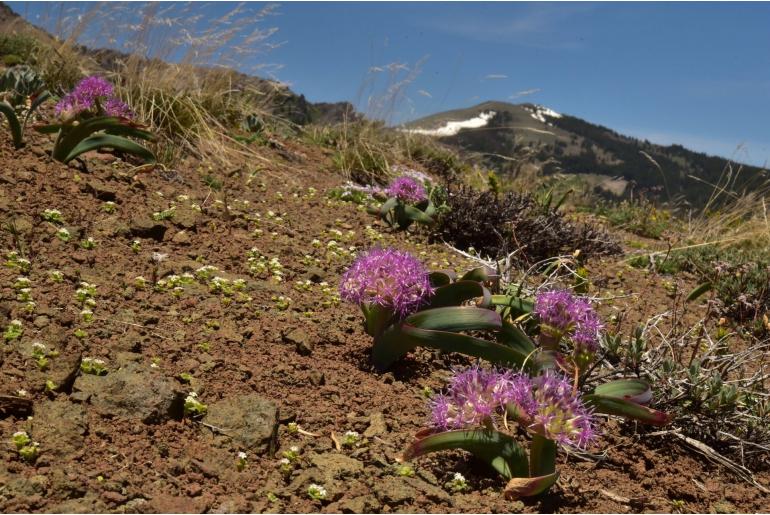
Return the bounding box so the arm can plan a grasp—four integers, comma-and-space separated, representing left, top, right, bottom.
0, 127, 768, 514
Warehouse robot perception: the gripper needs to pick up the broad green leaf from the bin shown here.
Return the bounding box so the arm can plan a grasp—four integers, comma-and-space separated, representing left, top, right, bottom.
429, 271, 455, 287
373, 307, 532, 370
593, 378, 652, 404
406, 306, 501, 333
426, 281, 490, 309
491, 295, 534, 317
461, 267, 491, 282
33, 123, 62, 134
686, 282, 712, 303
378, 197, 398, 217
55, 116, 152, 161
62, 134, 156, 164
529, 434, 556, 477
504, 471, 560, 499
403, 204, 433, 224
403, 429, 528, 479
497, 323, 536, 353
361, 303, 394, 338
0, 101, 22, 148
584, 394, 670, 426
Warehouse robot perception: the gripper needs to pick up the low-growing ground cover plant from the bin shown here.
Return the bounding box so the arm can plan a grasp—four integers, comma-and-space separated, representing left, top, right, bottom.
0, 65, 51, 148
34, 75, 156, 164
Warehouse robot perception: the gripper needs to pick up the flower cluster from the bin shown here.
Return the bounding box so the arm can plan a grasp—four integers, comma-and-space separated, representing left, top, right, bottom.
533, 289, 603, 354
386, 176, 427, 204
55, 76, 132, 119
339, 248, 433, 317
430, 365, 530, 430
430, 366, 596, 449
529, 372, 596, 448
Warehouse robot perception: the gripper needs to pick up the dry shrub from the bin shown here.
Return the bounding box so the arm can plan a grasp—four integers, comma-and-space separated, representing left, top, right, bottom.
433, 186, 622, 264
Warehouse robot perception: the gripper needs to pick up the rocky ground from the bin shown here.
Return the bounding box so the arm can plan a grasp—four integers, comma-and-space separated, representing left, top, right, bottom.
0, 127, 768, 514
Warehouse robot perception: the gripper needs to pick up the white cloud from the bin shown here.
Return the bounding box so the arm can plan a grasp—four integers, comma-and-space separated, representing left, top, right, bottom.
417, 89, 432, 98
509, 88, 541, 99
484, 74, 508, 80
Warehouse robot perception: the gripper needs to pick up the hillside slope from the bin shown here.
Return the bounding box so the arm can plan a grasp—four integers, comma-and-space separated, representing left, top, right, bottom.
406, 101, 768, 206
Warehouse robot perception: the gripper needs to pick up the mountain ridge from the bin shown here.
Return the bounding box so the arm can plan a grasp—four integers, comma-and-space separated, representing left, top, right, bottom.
405, 100, 768, 206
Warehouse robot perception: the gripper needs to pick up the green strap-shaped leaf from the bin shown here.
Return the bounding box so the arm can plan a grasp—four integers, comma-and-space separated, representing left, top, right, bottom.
403, 204, 434, 225
62, 134, 156, 164
426, 280, 490, 309
55, 116, 153, 161
686, 282, 712, 303
0, 101, 23, 149
33, 123, 62, 134
497, 323, 537, 371
504, 471, 560, 499
402, 428, 529, 479
429, 271, 455, 287
461, 266, 490, 282
491, 295, 534, 318
378, 197, 398, 217
529, 434, 556, 477
372, 307, 534, 370
584, 394, 670, 426
593, 378, 653, 404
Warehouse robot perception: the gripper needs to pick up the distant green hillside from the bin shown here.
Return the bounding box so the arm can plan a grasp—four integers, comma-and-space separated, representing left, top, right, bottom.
406, 101, 768, 207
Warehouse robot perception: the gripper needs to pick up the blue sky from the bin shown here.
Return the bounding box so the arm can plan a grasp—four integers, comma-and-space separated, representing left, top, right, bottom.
9, 2, 770, 166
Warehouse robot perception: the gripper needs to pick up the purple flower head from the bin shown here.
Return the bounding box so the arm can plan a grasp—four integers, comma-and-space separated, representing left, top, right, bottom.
72, 76, 114, 101
430, 365, 531, 430
530, 371, 596, 448
534, 289, 603, 352
103, 97, 133, 119
386, 176, 427, 204
339, 248, 433, 317
428, 367, 597, 449
55, 76, 131, 119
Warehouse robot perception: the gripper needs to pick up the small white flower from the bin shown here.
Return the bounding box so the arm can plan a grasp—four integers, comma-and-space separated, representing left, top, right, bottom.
279, 457, 290, 465
238, 451, 247, 460
453, 472, 466, 482
17, 389, 27, 397
151, 252, 168, 263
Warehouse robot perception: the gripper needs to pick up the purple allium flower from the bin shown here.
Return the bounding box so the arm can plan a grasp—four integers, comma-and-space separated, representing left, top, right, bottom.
430, 365, 530, 430
386, 176, 427, 204
55, 76, 129, 119
339, 248, 433, 317
103, 97, 133, 118
429, 367, 597, 449
534, 289, 603, 353
530, 371, 596, 448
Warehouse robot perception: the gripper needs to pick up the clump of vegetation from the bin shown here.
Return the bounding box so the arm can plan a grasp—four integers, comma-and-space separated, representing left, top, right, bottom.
631, 245, 770, 333
594, 196, 670, 239
339, 249, 669, 498
35, 75, 156, 164
0, 65, 51, 148
433, 186, 621, 263
371, 174, 435, 230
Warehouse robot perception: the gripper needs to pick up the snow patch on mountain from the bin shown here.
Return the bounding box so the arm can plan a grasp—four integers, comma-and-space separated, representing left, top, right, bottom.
525, 105, 562, 123
406, 111, 496, 136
